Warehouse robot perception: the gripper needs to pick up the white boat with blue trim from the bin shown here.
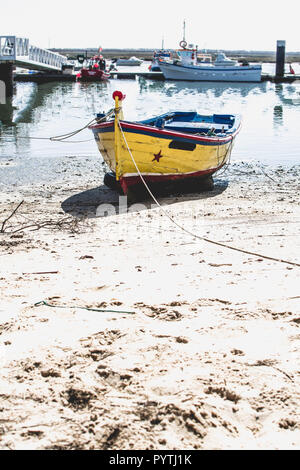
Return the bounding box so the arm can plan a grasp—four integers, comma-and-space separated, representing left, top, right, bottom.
159, 41, 262, 82
116, 56, 142, 66
149, 49, 172, 71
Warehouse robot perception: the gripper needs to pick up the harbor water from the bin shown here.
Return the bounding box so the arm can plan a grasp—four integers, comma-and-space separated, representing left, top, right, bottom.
0, 69, 300, 190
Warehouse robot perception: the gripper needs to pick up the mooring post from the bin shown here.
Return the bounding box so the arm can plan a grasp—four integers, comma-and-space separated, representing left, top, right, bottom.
275, 40, 286, 78
0, 63, 14, 98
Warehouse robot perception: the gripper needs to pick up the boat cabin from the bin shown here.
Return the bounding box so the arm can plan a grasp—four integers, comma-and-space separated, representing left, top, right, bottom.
176, 47, 198, 66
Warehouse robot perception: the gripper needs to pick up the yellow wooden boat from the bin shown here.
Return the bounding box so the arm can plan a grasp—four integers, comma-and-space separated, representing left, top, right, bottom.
89, 91, 241, 195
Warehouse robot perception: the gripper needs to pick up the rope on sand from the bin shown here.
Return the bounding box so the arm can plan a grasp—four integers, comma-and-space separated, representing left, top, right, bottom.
118, 123, 300, 268
34, 300, 135, 314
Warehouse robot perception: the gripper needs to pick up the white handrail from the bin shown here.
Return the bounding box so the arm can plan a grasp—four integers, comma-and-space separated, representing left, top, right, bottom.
0, 36, 67, 69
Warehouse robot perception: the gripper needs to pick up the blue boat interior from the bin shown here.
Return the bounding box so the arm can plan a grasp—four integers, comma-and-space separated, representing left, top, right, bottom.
139, 111, 239, 136
95, 110, 240, 136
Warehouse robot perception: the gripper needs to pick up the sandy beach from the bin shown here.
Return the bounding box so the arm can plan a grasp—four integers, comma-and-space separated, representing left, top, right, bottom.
0, 161, 300, 450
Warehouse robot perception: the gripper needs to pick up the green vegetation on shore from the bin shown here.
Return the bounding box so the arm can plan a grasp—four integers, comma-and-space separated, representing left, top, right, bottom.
51, 48, 300, 63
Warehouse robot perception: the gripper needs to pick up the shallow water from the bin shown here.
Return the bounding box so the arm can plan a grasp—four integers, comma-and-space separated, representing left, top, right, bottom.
0, 71, 300, 188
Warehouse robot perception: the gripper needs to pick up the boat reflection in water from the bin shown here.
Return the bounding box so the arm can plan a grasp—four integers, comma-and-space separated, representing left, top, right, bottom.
139, 77, 267, 99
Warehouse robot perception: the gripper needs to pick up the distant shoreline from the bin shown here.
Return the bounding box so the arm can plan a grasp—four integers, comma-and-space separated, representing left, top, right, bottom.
51, 48, 300, 63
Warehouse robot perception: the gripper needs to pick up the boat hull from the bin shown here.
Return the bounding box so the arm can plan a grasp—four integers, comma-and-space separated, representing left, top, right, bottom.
115, 60, 142, 66
159, 62, 262, 82
90, 120, 238, 194
77, 69, 110, 81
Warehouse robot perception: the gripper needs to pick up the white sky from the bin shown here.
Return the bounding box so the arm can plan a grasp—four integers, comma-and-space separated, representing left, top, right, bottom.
1, 0, 299, 51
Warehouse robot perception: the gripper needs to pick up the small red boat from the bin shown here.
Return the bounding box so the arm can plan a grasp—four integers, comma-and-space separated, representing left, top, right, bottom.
77, 55, 110, 81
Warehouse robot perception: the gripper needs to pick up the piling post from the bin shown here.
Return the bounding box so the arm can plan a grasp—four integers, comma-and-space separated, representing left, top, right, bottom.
0, 63, 14, 98
275, 40, 286, 78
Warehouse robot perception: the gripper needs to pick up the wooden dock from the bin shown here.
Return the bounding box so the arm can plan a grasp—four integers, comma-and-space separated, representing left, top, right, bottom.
261, 74, 300, 83
110, 71, 164, 80
14, 71, 300, 83
14, 73, 76, 83
14, 70, 165, 82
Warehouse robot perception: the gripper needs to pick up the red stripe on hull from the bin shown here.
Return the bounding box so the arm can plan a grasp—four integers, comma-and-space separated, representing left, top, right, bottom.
119, 167, 221, 194
90, 120, 240, 144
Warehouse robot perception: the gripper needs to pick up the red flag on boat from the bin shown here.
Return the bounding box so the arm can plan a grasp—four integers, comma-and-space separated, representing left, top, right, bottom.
290, 64, 295, 74
99, 46, 103, 52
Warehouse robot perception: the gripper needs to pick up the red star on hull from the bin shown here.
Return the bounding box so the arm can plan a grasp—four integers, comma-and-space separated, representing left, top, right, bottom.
152, 150, 163, 162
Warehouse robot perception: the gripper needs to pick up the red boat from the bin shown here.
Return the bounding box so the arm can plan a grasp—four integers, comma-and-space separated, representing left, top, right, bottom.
77, 55, 110, 81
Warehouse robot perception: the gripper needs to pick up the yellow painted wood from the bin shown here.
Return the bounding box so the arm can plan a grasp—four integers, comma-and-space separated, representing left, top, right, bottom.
97, 132, 115, 171
120, 131, 231, 176
96, 128, 233, 178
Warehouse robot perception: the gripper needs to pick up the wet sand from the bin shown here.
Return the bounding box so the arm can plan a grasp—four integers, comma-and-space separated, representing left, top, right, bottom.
0, 162, 300, 450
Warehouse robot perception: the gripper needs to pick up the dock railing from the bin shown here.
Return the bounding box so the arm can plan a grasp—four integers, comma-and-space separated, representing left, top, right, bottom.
0, 36, 67, 70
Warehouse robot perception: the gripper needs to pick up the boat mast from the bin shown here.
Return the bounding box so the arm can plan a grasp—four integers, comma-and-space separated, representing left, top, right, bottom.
183, 19, 186, 42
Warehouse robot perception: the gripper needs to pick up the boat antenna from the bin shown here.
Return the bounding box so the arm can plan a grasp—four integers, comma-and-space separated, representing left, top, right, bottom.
183, 19, 186, 42
162, 36, 164, 49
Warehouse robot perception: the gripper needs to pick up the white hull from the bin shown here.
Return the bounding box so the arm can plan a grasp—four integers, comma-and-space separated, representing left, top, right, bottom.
116, 58, 142, 66
159, 62, 262, 82
116, 61, 141, 66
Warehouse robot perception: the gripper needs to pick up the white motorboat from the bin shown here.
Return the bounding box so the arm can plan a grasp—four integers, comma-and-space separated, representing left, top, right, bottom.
115, 56, 142, 66
214, 52, 239, 66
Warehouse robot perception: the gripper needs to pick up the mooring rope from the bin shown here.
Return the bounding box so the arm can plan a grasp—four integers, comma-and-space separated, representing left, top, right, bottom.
118, 122, 300, 268
16, 137, 95, 143
11, 108, 114, 143
34, 300, 135, 314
